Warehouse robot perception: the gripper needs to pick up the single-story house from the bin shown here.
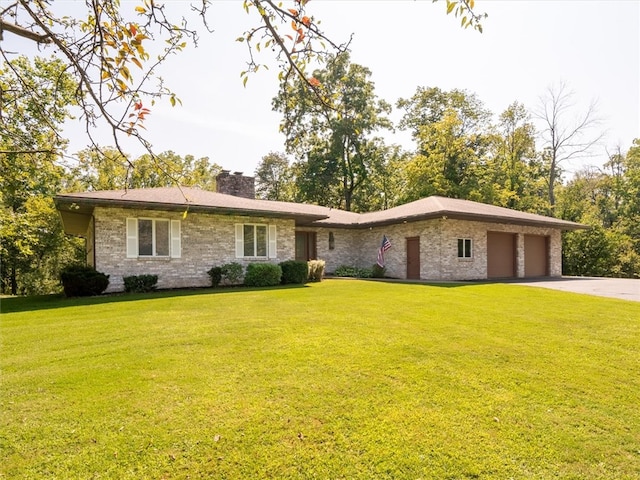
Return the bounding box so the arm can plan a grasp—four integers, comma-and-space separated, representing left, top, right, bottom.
55, 171, 587, 292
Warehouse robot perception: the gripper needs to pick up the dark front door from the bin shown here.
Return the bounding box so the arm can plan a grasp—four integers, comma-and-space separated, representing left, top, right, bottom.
406, 237, 420, 280
295, 231, 317, 261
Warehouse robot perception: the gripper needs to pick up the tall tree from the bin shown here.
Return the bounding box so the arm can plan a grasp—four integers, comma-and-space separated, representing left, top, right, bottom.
0, 1, 348, 160
349, 141, 408, 212
534, 82, 604, 211
69, 148, 221, 191
397, 87, 491, 201
273, 53, 392, 211
557, 143, 640, 278
255, 152, 294, 201
0, 55, 81, 294
1, 0, 484, 203
482, 102, 548, 213
1, 1, 483, 161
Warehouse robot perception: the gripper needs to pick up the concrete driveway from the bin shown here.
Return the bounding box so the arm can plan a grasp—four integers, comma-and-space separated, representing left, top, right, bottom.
511, 276, 640, 302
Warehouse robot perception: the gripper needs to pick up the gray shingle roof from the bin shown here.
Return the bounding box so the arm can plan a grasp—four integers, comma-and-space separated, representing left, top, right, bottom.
55, 187, 586, 230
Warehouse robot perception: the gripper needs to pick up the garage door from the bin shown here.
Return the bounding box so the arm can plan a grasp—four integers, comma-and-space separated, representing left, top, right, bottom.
524, 235, 549, 277
487, 232, 516, 278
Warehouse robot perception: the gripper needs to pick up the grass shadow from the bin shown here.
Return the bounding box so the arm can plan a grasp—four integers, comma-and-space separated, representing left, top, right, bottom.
1, 283, 311, 314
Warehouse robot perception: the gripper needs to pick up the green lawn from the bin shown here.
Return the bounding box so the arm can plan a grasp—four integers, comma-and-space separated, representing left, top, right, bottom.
2, 280, 640, 479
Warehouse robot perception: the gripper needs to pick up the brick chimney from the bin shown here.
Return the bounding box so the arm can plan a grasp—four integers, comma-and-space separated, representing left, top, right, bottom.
216, 170, 256, 199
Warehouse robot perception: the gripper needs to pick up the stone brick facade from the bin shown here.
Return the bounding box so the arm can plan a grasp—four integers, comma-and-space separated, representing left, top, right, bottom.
92, 206, 294, 292
216, 171, 256, 199
89, 205, 563, 292
300, 219, 561, 280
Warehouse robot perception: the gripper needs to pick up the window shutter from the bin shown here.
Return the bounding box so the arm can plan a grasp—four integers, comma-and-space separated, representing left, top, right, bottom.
126, 218, 138, 258
268, 225, 277, 259
235, 224, 244, 258
170, 220, 181, 258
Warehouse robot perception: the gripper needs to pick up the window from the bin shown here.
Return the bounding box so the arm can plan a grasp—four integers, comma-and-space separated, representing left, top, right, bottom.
457, 238, 472, 258
235, 224, 276, 258
127, 218, 180, 258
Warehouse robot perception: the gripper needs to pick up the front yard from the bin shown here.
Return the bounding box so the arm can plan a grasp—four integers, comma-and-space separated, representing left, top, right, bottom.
2, 280, 639, 479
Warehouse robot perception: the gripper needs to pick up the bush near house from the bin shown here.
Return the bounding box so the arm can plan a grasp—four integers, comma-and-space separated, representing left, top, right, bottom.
371, 264, 386, 278
123, 274, 158, 293
307, 259, 325, 282
208, 262, 245, 287
334, 265, 373, 278
244, 263, 282, 287
221, 262, 244, 285
279, 260, 309, 284
207, 266, 223, 287
59, 265, 109, 297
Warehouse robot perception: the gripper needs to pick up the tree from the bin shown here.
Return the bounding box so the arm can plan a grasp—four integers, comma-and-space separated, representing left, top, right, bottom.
255, 152, 294, 201
0, 55, 82, 294
534, 82, 604, 211
69, 147, 222, 191
348, 141, 408, 212
1, 0, 482, 169
482, 102, 548, 213
0, 196, 84, 295
0, 1, 343, 161
397, 87, 491, 201
273, 52, 393, 211
556, 143, 640, 279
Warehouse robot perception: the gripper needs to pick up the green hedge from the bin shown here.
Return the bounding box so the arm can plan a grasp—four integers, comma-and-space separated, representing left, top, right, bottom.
334, 265, 372, 278
279, 260, 309, 284
123, 274, 158, 293
60, 265, 110, 297
207, 262, 244, 287
244, 263, 282, 287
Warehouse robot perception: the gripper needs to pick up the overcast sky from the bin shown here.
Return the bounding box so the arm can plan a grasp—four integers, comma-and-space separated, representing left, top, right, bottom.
55, 1, 640, 177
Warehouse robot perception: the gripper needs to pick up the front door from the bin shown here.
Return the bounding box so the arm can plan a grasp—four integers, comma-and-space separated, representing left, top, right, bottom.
295, 231, 317, 261
406, 237, 421, 280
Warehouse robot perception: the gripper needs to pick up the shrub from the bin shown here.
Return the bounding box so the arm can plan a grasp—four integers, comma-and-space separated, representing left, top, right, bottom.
208, 262, 244, 287
244, 263, 282, 287
371, 264, 386, 278
307, 260, 325, 282
60, 265, 109, 297
334, 265, 372, 278
221, 262, 244, 285
279, 260, 308, 284
123, 274, 158, 293
207, 266, 223, 287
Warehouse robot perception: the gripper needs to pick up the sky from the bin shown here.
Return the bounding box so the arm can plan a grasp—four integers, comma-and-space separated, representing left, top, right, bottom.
8, 0, 640, 177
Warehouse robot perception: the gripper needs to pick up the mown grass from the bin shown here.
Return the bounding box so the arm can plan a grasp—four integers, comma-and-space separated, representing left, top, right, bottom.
1, 280, 640, 479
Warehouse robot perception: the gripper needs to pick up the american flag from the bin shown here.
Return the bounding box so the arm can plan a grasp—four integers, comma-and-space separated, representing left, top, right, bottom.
376, 235, 392, 267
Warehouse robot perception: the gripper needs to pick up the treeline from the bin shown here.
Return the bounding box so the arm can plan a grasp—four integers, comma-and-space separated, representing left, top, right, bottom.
1, 55, 638, 296
255, 54, 640, 279
0, 149, 223, 295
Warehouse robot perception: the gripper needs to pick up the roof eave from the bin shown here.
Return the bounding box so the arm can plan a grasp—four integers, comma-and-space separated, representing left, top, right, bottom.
54, 195, 329, 223
311, 211, 588, 230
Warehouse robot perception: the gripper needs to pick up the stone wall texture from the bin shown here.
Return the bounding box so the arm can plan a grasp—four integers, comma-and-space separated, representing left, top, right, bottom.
91, 206, 563, 292
92, 206, 294, 292
300, 219, 561, 280
215, 171, 256, 199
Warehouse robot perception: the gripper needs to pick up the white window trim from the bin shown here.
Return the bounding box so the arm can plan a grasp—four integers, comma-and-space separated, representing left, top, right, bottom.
235, 223, 277, 259
457, 238, 473, 259
126, 217, 181, 259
